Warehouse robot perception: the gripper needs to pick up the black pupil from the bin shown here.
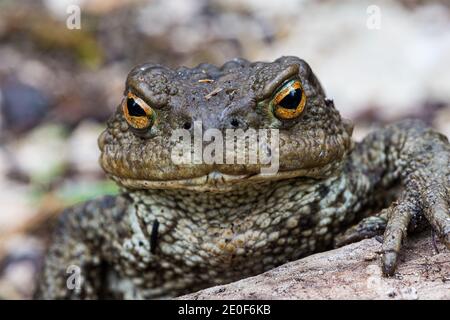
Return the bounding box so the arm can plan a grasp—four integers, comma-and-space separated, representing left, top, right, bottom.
127, 98, 146, 117
279, 88, 302, 109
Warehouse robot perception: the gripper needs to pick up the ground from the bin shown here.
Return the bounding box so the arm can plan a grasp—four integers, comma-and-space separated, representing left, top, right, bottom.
180, 231, 450, 300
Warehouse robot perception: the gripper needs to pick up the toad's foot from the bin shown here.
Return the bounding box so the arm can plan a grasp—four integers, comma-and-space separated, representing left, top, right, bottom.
341, 120, 450, 276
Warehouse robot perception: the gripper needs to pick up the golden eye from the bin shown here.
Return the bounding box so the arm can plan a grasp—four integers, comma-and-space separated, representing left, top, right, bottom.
122, 92, 154, 130
272, 79, 306, 120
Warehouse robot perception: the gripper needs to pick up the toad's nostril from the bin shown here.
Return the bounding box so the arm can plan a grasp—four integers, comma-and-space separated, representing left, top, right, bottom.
230, 118, 239, 128
183, 121, 192, 130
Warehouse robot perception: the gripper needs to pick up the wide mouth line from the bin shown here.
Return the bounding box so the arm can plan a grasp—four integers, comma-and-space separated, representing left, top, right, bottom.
108, 167, 329, 191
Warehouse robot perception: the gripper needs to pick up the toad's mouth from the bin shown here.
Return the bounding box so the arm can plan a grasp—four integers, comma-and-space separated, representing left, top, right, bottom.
108, 163, 339, 192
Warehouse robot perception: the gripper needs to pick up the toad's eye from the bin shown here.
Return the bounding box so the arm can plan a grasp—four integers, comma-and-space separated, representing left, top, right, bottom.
122, 92, 155, 130
272, 79, 306, 120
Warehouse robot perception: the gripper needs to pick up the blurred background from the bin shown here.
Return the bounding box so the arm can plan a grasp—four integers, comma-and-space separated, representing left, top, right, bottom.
0, 0, 449, 299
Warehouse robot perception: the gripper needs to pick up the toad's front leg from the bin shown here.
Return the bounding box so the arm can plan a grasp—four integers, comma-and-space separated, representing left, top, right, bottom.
341, 119, 450, 276
35, 195, 130, 299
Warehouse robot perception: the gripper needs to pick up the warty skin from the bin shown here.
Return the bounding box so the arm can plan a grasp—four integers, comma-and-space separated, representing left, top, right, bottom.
36, 56, 450, 299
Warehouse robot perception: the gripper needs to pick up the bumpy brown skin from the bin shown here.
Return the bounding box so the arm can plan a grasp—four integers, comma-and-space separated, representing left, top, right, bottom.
36, 57, 450, 299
